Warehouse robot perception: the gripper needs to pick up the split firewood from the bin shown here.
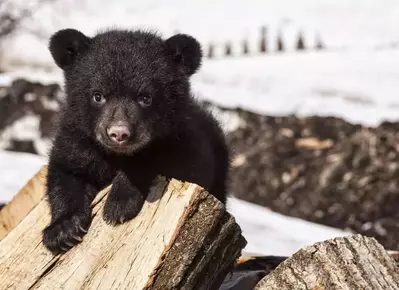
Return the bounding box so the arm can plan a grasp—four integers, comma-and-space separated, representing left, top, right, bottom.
0, 167, 246, 290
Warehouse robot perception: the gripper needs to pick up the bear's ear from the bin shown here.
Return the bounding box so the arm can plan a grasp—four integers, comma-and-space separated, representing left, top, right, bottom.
49, 29, 92, 70
165, 34, 202, 76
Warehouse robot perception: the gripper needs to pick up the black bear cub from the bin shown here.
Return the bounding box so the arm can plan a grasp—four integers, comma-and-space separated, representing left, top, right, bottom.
42, 28, 230, 254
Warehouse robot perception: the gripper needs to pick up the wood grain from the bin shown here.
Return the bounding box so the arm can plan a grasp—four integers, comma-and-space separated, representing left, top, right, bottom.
0, 168, 246, 290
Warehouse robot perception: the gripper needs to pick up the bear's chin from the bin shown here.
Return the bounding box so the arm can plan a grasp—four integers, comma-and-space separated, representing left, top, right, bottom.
99, 141, 144, 155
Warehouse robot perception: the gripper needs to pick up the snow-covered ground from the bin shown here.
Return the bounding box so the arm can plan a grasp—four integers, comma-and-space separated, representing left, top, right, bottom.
0, 151, 46, 202
193, 48, 399, 126
0, 151, 350, 256
227, 198, 350, 256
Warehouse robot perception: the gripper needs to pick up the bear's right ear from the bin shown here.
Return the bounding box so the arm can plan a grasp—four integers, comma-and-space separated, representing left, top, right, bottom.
49, 29, 92, 70
165, 34, 202, 76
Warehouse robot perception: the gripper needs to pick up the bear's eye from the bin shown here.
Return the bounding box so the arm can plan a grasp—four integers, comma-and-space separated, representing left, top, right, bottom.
138, 95, 152, 107
92, 91, 105, 104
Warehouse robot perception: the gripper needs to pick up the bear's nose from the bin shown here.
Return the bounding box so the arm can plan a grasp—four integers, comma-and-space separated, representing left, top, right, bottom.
107, 123, 130, 144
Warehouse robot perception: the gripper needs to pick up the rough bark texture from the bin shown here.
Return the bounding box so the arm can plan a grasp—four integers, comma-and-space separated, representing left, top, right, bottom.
221, 251, 399, 290
0, 167, 246, 290
0, 165, 47, 240
255, 234, 399, 290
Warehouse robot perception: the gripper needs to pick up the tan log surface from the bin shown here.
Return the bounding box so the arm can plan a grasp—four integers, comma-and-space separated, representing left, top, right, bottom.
0, 170, 246, 290
255, 234, 399, 290
0, 165, 47, 240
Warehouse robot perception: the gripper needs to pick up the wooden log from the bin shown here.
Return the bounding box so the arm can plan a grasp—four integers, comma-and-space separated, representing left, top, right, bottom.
0, 168, 246, 290
255, 234, 399, 290
0, 165, 47, 240
220, 250, 399, 290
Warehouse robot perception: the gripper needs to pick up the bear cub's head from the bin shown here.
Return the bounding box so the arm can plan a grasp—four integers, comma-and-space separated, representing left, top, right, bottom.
49, 28, 202, 154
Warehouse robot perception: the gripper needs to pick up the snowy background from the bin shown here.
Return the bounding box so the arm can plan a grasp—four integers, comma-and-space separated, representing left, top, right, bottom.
2, 0, 399, 255
2, 0, 399, 126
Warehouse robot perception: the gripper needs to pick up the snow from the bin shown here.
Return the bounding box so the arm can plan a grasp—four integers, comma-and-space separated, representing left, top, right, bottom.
192, 48, 399, 126
227, 198, 351, 256
0, 151, 46, 203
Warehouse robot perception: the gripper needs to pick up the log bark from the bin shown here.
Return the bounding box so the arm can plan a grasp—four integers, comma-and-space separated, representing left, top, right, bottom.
0, 167, 246, 290
255, 234, 399, 290
0, 165, 47, 240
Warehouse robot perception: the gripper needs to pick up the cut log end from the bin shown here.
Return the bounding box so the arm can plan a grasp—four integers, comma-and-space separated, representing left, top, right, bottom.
146, 189, 247, 289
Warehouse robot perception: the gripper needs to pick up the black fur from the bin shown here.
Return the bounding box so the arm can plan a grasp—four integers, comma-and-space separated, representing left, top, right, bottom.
49, 29, 92, 69
165, 34, 202, 75
42, 28, 230, 254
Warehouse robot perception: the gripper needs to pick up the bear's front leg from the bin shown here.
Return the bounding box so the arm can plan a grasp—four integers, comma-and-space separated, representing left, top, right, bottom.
103, 171, 145, 225
42, 165, 97, 255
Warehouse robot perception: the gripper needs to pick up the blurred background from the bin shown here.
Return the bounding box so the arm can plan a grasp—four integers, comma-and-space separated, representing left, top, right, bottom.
1, 0, 399, 257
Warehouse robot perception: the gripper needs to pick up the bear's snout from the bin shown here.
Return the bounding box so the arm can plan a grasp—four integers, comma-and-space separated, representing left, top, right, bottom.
107, 122, 130, 144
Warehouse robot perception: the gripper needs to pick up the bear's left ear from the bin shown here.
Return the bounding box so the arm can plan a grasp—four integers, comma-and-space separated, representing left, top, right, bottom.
165, 34, 202, 76
49, 28, 92, 70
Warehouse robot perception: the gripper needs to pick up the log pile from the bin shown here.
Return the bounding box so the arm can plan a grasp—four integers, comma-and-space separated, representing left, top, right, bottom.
221, 106, 399, 251
1, 166, 398, 289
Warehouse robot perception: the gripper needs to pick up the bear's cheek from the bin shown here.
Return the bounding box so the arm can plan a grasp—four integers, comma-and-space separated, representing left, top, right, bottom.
130, 119, 151, 140
76, 104, 97, 129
